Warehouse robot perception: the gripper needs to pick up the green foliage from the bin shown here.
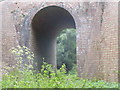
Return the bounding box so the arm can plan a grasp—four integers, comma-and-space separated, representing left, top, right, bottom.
1, 46, 119, 88
9, 46, 34, 70
1, 62, 118, 88
57, 28, 76, 72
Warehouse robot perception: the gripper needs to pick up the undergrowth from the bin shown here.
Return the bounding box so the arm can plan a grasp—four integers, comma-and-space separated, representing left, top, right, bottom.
1, 46, 119, 88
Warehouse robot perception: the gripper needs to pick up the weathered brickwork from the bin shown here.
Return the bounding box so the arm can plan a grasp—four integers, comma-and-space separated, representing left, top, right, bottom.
1, 1, 118, 82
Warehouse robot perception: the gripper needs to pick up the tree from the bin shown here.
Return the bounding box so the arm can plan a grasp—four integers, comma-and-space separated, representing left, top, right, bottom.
57, 28, 76, 73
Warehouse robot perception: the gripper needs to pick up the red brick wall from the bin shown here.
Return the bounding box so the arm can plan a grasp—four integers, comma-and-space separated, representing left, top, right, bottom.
1, 1, 118, 82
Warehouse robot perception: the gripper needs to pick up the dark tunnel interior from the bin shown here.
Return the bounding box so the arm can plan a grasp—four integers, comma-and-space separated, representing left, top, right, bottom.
31, 6, 76, 70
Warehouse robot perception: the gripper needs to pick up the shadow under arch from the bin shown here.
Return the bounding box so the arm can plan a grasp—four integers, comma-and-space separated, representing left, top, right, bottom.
31, 6, 76, 70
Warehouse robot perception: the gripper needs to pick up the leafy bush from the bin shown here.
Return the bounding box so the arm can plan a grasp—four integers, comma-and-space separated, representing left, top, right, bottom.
1, 63, 118, 88
1, 46, 119, 88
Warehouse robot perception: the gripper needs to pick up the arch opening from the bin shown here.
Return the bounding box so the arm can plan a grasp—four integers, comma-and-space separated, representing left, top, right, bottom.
57, 28, 76, 73
31, 6, 76, 70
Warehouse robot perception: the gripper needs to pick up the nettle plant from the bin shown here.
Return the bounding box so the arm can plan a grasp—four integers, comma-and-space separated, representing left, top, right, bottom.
2, 46, 68, 88
1, 46, 118, 88
9, 46, 67, 73
9, 46, 34, 70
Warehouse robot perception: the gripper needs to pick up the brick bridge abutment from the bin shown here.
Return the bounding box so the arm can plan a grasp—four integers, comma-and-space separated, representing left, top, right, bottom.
1, 1, 118, 82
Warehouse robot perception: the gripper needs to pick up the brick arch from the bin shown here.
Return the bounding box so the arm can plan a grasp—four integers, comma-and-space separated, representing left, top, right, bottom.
21, 5, 77, 71
2, 2, 118, 82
